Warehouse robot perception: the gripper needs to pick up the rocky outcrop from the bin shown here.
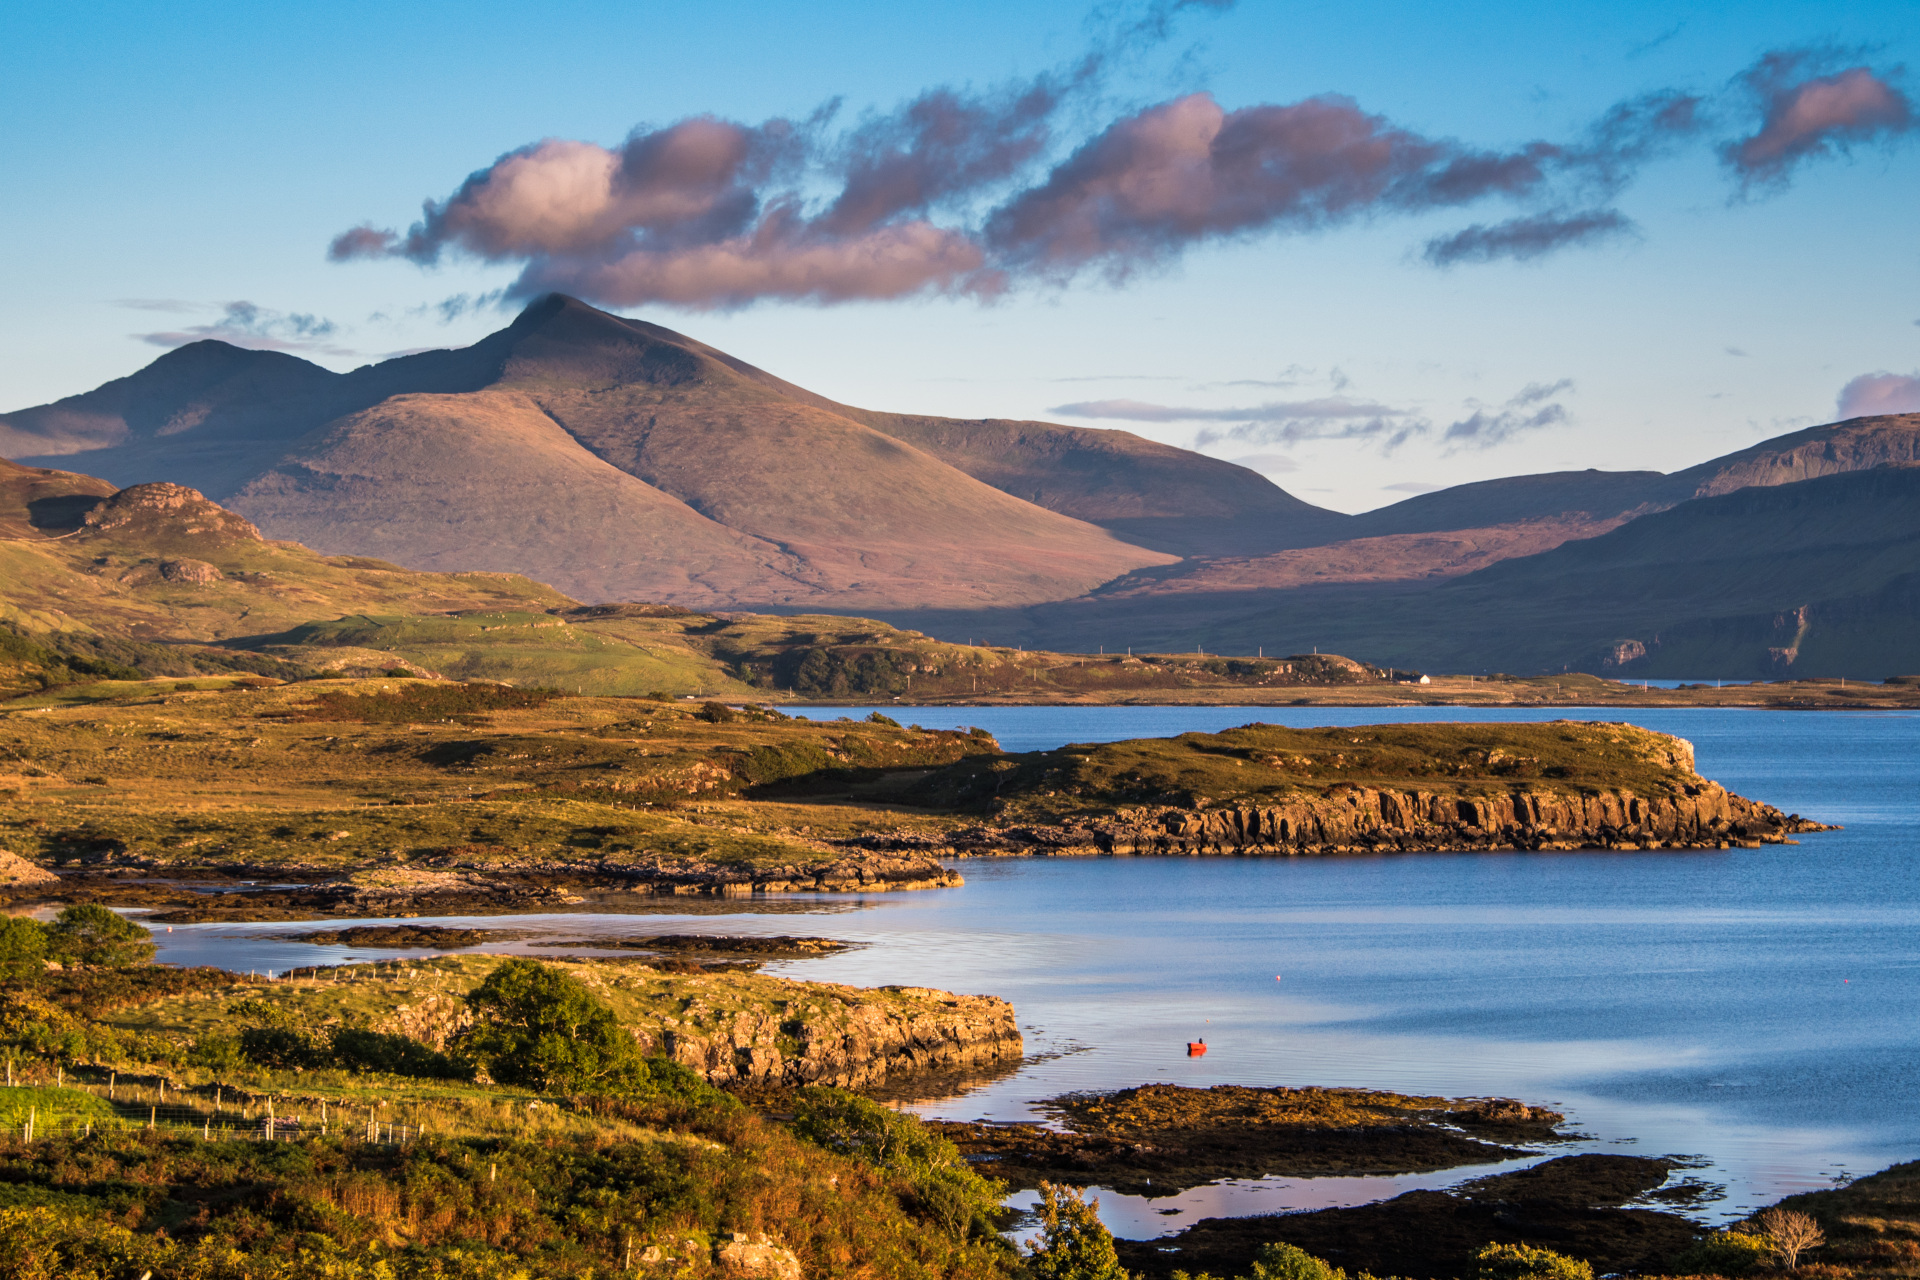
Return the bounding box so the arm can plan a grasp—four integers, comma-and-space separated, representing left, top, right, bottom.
633, 980, 1022, 1089
346, 959, 1023, 1090
867, 782, 1826, 858
81, 482, 263, 542
0, 850, 58, 886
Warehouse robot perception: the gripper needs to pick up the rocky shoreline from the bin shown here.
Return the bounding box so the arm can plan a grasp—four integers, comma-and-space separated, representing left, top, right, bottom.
850, 782, 1829, 859
7, 850, 960, 923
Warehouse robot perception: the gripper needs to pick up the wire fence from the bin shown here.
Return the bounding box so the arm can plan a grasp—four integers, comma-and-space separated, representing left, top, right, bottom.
0, 1074, 434, 1146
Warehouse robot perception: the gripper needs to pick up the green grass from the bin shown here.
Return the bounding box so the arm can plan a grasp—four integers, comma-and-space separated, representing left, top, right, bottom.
909, 720, 1705, 817
0, 1086, 122, 1133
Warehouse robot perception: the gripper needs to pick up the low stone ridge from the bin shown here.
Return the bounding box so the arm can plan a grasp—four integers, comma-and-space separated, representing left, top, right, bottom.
935, 1082, 1567, 1195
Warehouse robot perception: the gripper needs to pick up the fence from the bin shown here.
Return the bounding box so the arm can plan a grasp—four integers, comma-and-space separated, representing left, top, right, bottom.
0, 1074, 432, 1145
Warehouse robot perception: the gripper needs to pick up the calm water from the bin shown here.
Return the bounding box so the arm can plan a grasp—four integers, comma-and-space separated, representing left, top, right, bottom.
151, 706, 1920, 1230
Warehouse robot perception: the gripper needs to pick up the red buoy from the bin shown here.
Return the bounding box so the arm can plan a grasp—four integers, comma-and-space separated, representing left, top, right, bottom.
1187, 1040, 1207, 1056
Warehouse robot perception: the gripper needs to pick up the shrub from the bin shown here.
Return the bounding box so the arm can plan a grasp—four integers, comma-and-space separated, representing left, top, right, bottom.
1250, 1242, 1347, 1280
1475, 1242, 1593, 1280
1675, 1229, 1775, 1275
695, 701, 737, 723
1026, 1182, 1127, 1280
44, 905, 154, 968
791, 1087, 1005, 1241
463, 959, 645, 1092
0, 917, 48, 973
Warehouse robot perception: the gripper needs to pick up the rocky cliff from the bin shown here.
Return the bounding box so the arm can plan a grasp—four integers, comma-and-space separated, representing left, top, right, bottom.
882, 720, 1831, 856
982, 781, 1822, 856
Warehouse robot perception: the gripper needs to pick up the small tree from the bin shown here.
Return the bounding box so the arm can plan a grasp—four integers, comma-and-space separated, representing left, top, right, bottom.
1475, 1242, 1593, 1280
0, 916, 48, 974
463, 959, 644, 1092
1027, 1182, 1128, 1280
1249, 1243, 1345, 1280
1756, 1208, 1825, 1270
45, 905, 154, 967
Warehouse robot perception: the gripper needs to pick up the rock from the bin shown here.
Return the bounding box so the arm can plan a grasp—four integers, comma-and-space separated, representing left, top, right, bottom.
716, 1233, 803, 1280
0, 849, 59, 886
158, 557, 222, 584
81, 482, 263, 542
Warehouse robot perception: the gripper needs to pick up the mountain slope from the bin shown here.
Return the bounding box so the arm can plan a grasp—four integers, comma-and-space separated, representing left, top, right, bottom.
881, 465, 1920, 678
0, 457, 572, 644
5, 297, 1186, 608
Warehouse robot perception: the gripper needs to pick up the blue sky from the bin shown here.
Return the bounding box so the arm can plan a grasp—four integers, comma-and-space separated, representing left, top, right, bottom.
3, 0, 1916, 511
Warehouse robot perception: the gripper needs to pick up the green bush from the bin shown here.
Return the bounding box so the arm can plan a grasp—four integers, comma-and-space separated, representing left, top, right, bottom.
45, 906, 154, 968
463, 959, 645, 1092
1475, 1242, 1594, 1280
1674, 1229, 1773, 1276
791, 1087, 1006, 1242
0, 918, 48, 973
1026, 1182, 1127, 1280
1250, 1242, 1347, 1280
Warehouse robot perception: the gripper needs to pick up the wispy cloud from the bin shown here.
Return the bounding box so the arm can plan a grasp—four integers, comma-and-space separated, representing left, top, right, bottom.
1424, 209, 1635, 266
1837, 370, 1920, 418
1049, 394, 1426, 450
1442, 379, 1575, 449
131, 301, 354, 356
1227, 452, 1298, 473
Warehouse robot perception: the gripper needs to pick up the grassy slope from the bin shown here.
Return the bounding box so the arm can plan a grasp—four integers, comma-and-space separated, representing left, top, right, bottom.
0, 460, 573, 648
0, 678, 997, 875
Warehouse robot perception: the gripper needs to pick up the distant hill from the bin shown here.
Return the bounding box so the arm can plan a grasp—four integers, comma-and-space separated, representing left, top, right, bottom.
0, 456, 571, 647
887, 464, 1920, 678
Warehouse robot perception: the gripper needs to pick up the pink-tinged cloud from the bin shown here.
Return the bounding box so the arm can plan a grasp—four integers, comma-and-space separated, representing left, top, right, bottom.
1724, 52, 1915, 186
325, 41, 1718, 306
327, 225, 399, 261
1837, 371, 1920, 419
986, 89, 1698, 275
517, 211, 993, 309
822, 82, 1062, 234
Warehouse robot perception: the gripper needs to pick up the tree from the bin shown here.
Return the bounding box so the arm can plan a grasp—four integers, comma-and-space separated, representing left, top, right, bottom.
1026, 1182, 1128, 1280
1475, 1243, 1593, 1280
0, 916, 48, 973
1756, 1208, 1826, 1270
463, 960, 644, 1092
1248, 1243, 1345, 1280
45, 905, 154, 967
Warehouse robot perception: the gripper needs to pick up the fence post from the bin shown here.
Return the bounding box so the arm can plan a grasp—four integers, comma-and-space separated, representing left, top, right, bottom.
149, 1106, 155, 1130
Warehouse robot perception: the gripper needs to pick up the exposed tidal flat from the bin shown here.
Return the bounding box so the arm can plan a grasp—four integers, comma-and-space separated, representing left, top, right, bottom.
146, 704, 1920, 1241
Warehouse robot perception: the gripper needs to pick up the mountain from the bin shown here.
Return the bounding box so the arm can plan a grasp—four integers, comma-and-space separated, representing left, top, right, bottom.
8, 295, 1920, 673
882, 463, 1920, 678
8, 296, 1371, 609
